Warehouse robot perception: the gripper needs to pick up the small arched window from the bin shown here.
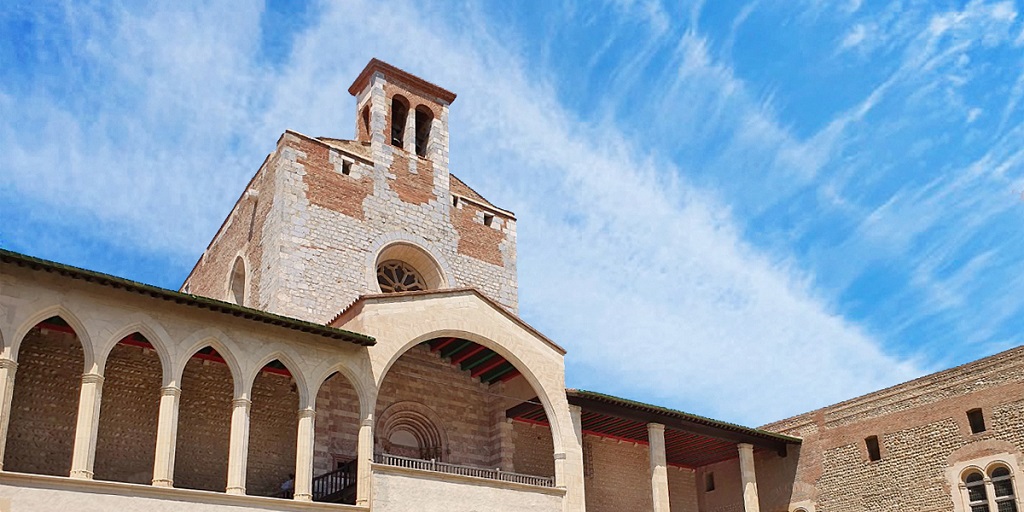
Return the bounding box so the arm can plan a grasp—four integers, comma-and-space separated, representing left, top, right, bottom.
991, 467, 1018, 512
965, 471, 989, 512
229, 257, 246, 306
390, 96, 409, 148
361, 105, 371, 141
414, 106, 433, 157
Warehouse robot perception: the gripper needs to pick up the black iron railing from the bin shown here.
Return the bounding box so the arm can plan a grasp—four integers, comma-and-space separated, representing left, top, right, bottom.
312, 460, 358, 503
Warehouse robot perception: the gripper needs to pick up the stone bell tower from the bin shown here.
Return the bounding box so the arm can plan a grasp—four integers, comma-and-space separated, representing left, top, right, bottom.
182, 59, 519, 323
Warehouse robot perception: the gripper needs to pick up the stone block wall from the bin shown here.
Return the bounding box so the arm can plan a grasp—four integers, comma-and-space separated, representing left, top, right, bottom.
246, 370, 299, 497
4, 328, 83, 477
700, 345, 1024, 512
175, 357, 233, 492
94, 342, 162, 484
266, 131, 518, 324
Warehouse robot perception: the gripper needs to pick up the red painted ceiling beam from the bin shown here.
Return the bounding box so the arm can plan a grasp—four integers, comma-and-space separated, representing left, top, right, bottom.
451, 345, 487, 365
471, 355, 508, 377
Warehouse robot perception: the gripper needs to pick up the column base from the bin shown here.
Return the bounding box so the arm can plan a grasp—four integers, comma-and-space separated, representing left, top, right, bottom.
226, 486, 245, 495
69, 469, 94, 480
151, 479, 173, 488
293, 493, 312, 502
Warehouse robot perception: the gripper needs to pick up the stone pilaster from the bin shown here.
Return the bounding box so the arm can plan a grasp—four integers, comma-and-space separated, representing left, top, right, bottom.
356, 413, 374, 507
226, 397, 251, 495
151, 385, 181, 487
293, 407, 316, 501
649, 423, 671, 512
564, 404, 587, 512
0, 358, 17, 470
70, 372, 104, 479
738, 443, 761, 512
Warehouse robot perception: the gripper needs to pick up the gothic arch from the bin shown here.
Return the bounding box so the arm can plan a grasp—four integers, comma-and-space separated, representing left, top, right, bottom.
245, 350, 310, 409
174, 329, 244, 397
96, 316, 174, 385
10, 304, 95, 372
310, 361, 376, 421
226, 253, 250, 307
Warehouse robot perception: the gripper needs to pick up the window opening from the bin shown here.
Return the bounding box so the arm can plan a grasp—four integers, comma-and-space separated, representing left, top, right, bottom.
705, 472, 715, 492
362, 106, 371, 138
965, 472, 990, 512
968, 409, 987, 434
229, 257, 245, 306
377, 260, 427, 293
390, 97, 408, 148
414, 106, 433, 157
452, 196, 459, 207
991, 467, 1018, 512
865, 436, 881, 462
483, 213, 494, 227
342, 160, 352, 176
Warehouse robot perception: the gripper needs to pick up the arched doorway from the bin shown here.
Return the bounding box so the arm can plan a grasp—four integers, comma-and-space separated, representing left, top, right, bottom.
246, 358, 299, 497
310, 370, 363, 504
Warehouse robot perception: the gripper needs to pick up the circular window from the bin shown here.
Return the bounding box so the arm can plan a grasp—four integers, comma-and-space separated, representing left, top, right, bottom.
377, 260, 427, 293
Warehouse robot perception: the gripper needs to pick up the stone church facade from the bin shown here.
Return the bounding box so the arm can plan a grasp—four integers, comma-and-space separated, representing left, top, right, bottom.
0, 59, 1020, 512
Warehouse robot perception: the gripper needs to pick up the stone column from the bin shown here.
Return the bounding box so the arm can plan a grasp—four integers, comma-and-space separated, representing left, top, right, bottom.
151, 385, 181, 487
0, 358, 17, 470
226, 397, 251, 495
737, 443, 760, 512
648, 423, 671, 512
70, 372, 104, 479
403, 105, 417, 154
564, 404, 587, 511
293, 407, 316, 501
356, 414, 374, 507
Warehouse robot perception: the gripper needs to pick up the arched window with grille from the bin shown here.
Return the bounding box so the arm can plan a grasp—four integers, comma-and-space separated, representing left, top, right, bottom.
991, 466, 1018, 512
965, 471, 989, 512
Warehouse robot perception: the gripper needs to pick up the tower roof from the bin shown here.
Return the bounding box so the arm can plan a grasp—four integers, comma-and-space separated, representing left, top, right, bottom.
348, 58, 457, 104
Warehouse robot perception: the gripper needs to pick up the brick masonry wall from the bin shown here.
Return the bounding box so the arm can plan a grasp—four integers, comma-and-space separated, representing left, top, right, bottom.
246, 370, 299, 497
668, 466, 700, 512
512, 420, 555, 477
584, 434, 653, 512
181, 152, 277, 310
5, 328, 83, 477
94, 342, 162, 484
313, 372, 361, 475
374, 345, 500, 468
716, 346, 1024, 512
175, 357, 233, 492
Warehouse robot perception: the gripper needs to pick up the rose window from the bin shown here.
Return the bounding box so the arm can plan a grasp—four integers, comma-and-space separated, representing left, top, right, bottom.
377, 260, 427, 293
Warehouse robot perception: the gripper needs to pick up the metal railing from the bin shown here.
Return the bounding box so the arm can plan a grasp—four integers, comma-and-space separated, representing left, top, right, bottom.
374, 453, 555, 488
312, 460, 357, 503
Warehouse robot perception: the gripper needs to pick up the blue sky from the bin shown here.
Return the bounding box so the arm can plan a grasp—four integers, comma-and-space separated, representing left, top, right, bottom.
1, 0, 1022, 425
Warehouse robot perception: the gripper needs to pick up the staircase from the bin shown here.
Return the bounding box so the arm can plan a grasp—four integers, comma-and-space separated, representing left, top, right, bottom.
312, 460, 358, 504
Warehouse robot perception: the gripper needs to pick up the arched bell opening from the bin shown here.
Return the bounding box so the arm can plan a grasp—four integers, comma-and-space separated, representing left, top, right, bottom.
94, 332, 162, 484
4, 316, 85, 476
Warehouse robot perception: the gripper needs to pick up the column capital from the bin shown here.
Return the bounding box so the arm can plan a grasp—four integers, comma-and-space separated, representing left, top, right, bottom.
160, 385, 181, 397
553, 452, 567, 460
0, 358, 17, 370
232, 397, 252, 408
738, 442, 755, 453
81, 373, 104, 385
297, 407, 316, 420
647, 422, 666, 433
